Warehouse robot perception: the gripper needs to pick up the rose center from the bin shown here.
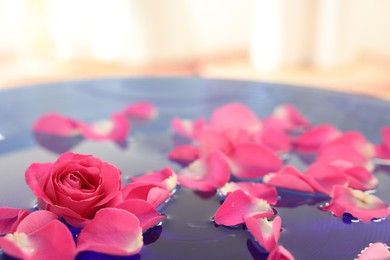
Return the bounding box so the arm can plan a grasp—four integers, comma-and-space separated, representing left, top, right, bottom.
65, 173, 82, 189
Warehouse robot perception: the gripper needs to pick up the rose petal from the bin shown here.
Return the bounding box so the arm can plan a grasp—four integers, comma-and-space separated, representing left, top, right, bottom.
321, 131, 374, 158
130, 167, 177, 191
261, 122, 292, 153
178, 151, 231, 191
171, 117, 205, 139
0, 208, 30, 235
16, 211, 58, 234
25, 162, 53, 205
375, 126, 390, 160
168, 145, 201, 165
219, 182, 278, 205
214, 190, 274, 226
304, 162, 348, 195
272, 104, 310, 131
317, 145, 372, 169
343, 166, 378, 191
116, 199, 164, 231
267, 245, 295, 260
123, 101, 158, 120
121, 182, 170, 208
197, 128, 233, 156
245, 216, 281, 252
323, 185, 390, 221
293, 125, 341, 153
79, 112, 130, 141
209, 103, 262, 139
0, 213, 76, 260
33, 113, 81, 137
263, 166, 316, 193
358, 243, 390, 260
230, 143, 283, 179
76, 208, 143, 256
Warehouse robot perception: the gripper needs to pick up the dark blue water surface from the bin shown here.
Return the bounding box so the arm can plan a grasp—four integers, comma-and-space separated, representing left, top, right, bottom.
0, 77, 389, 260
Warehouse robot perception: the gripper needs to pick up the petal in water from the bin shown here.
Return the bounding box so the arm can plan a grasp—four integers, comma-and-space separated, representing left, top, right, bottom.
79, 112, 130, 141
342, 166, 378, 191
178, 151, 230, 191
267, 245, 295, 260
121, 182, 171, 208
214, 190, 274, 226
129, 167, 178, 192
375, 126, 390, 160
116, 199, 165, 231
357, 242, 390, 260
219, 182, 278, 205
33, 113, 81, 137
171, 117, 205, 139
0, 211, 76, 260
261, 121, 292, 154
293, 125, 341, 153
168, 145, 200, 165
76, 208, 143, 256
230, 143, 283, 179
209, 103, 262, 141
123, 101, 158, 120
263, 166, 316, 193
304, 162, 348, 196
272, 104, 310, 131
245, 216, 281, 252
0, 208, 30, 235
324, 186, 390, 221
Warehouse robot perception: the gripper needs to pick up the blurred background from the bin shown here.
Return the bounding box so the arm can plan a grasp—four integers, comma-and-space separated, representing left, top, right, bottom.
0, 0, 390, 99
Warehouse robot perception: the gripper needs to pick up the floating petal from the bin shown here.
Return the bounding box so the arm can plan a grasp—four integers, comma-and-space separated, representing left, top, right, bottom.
116, 199, 164, 231
214, 190, 274, 226
358, 242, 390, 260
267, 245, 295, 260
293, 125, 341, 153
33, 113, 81, 137
168, 145, 200, 165
121, 182, 170, 208
0, 208, 30, 235
324, 186, 390, 221
272, 104, 310, 131
219, 182, 278, 205
123, 101, 158, 120
263, 166, 316, 193
230, 143, 283, 179
129, 167, 177, 192
245, 216, 281, 252
178, 151, 230, 191
171, 117, 205, 139
76, 208, 143, 256
79, 112, 130, 141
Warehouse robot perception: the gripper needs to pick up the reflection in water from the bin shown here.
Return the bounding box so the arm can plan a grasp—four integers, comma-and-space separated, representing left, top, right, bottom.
33, 132, 83, 154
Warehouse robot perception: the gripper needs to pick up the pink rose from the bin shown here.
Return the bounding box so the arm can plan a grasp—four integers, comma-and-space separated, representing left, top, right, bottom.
25, 152, 122, 227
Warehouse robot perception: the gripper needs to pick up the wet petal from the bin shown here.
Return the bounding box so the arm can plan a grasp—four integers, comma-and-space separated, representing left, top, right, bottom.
0, 212, 76, 260
214, 190, 274, 226
129, 167, 177, 192
171, 117, 205, 139
304, 162, 348, 195
317, 145, 372, 169
261, 121, 292, 153
209, 103, 262, 138
375, 126, 390, 160
168, 145, 200, 165
245, 216, 281, 252
293, 125, 341, 153
321, 131, 374, 158
272, 104, 310, 131
358, 242, 390, 260
121, 182, 170, 208
267, 245, 295, 260
76, 208, 143, 256
230, 143, 283, 179
79, 112, 130, 141
178, 151, 230, 191
343, 166, 378, 191
324, 186, 390, 221
219, 182, 278, 205
123, 101, 158, 120
0, 208, 30, 235
116, 199, 164, 231
33, 113, 81, 137
197, 128, 233, 156
263, 166, 316, 193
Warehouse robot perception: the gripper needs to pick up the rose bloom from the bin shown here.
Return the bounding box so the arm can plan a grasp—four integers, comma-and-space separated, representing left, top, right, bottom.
26, 152, 122, 227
